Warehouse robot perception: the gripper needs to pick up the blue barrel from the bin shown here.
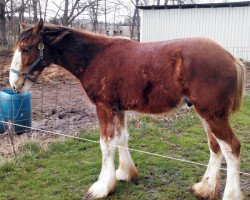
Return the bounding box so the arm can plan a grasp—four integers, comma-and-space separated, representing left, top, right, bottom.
0, 89, 32, 134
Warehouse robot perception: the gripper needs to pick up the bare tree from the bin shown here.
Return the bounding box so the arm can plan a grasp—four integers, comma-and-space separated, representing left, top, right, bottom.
0, 0, 7, 45
3, 0, 28, 45
104, 0, 107, 30
43, 0, 48, 21
53, 0, 95, 26
32, 0, 38, 22
130, 0, 139, 40
88, 0, 102, 32
19, 0, 25, 21
37, 0, 42, 19
100, 0, 118, 32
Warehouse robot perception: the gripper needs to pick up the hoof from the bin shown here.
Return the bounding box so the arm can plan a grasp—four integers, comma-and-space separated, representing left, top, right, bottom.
84, 180, 116, 199
192, 180, 221, 200
116, 165, 138, 182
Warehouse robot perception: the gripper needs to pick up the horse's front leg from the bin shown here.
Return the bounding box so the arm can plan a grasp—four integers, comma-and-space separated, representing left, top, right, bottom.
85, 105, 117, 199
116, 115, 138, 182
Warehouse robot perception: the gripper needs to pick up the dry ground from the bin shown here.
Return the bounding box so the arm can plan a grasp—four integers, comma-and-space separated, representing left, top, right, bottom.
0, 52, 97, 158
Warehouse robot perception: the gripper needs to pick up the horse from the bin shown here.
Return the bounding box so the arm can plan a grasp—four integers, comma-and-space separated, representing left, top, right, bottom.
9, 18, 246, 200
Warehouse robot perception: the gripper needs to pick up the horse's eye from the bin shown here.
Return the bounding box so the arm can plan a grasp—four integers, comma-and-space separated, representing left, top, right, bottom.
22, 47, 30, 54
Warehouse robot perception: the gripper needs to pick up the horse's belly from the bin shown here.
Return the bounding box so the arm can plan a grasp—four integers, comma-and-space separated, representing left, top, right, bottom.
127, 92, 184, 114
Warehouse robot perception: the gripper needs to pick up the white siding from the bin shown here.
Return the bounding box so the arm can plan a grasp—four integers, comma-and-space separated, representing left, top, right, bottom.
141, 7, 250, 60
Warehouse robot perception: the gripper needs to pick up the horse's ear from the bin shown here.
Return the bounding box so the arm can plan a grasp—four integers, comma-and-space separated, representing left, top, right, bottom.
19, 22, 27, 31
38, 18, 44, 30
33, 18, 44, 34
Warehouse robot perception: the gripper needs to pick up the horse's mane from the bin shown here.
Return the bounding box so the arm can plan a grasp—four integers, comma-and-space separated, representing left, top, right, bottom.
43, 24, 73, 45
18, 23, 110, 46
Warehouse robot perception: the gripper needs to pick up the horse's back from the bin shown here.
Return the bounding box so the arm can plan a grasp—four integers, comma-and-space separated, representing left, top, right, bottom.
84, 37, 240, 115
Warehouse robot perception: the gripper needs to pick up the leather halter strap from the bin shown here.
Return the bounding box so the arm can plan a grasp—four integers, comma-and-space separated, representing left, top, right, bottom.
10, 43, 46, 83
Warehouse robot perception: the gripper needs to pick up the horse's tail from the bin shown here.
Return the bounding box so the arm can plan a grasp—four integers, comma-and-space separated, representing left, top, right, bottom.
231, 59, 246, 114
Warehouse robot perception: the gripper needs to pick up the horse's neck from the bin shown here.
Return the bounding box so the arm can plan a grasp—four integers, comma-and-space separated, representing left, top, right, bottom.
52, 31, 109, 79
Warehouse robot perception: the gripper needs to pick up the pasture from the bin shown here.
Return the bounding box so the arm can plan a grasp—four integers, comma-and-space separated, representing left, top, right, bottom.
0, 96, 249, 200
1, 1, 250, 199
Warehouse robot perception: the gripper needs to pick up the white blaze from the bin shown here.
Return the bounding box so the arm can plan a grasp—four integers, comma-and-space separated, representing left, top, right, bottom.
9, 48, 32, 92
9, 49, 22, 88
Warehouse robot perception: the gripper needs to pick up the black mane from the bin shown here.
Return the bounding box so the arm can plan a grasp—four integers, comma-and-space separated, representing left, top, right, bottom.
42, 25, 72, 45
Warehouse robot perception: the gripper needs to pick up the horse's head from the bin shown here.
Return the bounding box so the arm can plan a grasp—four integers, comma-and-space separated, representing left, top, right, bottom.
9, 18, 50, 93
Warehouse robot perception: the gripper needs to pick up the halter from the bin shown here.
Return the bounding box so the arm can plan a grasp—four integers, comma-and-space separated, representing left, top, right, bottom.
10, 43, 47, 83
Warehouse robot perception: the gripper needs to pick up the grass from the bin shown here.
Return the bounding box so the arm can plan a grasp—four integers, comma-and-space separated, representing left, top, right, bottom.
0, 97, 249, 200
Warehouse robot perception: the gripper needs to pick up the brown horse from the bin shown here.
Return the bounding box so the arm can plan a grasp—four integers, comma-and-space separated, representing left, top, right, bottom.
9, 19, 246, 200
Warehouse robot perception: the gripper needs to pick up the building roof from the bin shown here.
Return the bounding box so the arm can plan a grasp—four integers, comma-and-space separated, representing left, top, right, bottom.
137, 1, 250, 10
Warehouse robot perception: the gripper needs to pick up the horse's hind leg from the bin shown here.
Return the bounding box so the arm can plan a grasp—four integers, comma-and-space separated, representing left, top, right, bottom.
116, 115, 138, 181
193, 108, 242, 200
207, 119, 243, 200
192, 118, 222, 200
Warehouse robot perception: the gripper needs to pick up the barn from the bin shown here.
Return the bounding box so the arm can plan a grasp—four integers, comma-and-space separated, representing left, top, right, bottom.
138, 1, 250, 61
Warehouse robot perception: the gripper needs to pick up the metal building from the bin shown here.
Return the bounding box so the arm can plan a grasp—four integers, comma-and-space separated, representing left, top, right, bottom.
138, 1, 250, 61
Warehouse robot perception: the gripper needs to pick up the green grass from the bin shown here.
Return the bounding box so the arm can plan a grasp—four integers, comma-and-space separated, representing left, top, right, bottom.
0, 97, 249, 200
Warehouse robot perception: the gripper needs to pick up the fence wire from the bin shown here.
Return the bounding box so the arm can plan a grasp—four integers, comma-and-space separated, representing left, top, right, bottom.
1, 120, 250, 177
0, 67, 249, 179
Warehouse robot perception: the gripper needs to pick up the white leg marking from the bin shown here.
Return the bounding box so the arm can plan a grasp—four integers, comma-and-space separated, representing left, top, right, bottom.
203, 149, 222, 186
216, 139, 243, 200
193, 118, 222, 199
116, 127, 137, 181
9, 49, 22, 88
193, 148, 222, 198
87, 137, 116, 199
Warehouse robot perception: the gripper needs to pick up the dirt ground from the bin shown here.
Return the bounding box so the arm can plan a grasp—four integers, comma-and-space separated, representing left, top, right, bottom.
0, 51, 250, 157
0, 51, 98, 157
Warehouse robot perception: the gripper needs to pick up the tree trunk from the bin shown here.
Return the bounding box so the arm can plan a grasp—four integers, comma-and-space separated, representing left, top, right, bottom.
10, 0, 14, 45
62, 0, 69, 26
43, 0, 48, 21
38, 0, 42, 19
130, 0, 139, 40
104, 0, 107, 31
0, 0, 7, 45
19, 0, 25, 21
136, 9, 140, 41
94, 1, 99, 32
18, 0, 25, 35
32, 0, 38, 22
130, 8, 136, 39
